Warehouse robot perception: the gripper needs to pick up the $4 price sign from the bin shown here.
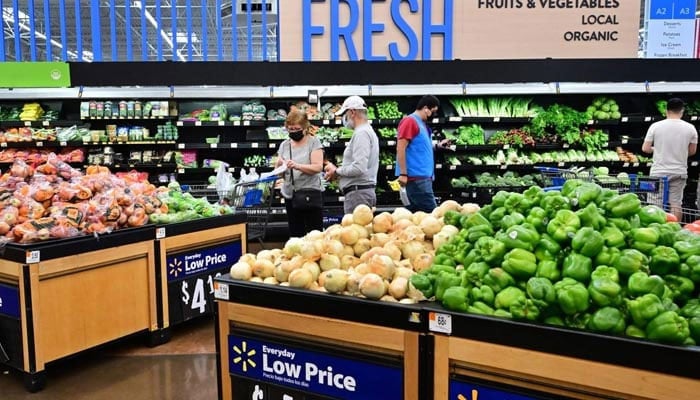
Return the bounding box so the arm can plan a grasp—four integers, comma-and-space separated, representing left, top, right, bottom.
177, 272, 222, 322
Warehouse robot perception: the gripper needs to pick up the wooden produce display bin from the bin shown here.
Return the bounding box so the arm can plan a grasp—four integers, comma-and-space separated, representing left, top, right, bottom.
152, 214, 246, 344
0, 226, 157, 392
428, 307, 700, 400
213, 277, 430, 400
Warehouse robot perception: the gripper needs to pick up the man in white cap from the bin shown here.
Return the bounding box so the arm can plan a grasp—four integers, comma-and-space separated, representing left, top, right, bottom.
324, 95, 380, 214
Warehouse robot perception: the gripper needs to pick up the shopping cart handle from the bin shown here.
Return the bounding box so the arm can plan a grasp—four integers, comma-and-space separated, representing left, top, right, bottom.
534, 166, 562, 173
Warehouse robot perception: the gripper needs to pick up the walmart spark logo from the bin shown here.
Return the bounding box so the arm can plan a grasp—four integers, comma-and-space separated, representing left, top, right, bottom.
232, 341, 257, 372
168, 259, 183, 278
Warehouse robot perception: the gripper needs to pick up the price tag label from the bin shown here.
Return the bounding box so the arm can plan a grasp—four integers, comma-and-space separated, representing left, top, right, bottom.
428, 312, 452, 335
344, 141, 350, 147
338, 196, 345, 202
493, 117, 500, 122
500, 165, 507, 170
387, 140, 396, 146
623, 162, 630, 167
449, 165, 457, 170
562, 144, 570, 149
233, 121, 241, 126
231, 143, 238, 148
503, 144, 510, 150
215, 120, 224, 126
210, 143, 218, 148
646, 162, 652, 167
633, 162, 640, 167
692, 161, 699, 167
178, 168, 185, 174
176, 121, 183, 126
587, 120, 594, 125
195, 121, 202, 126
60, 141, 67, 146
645, 117, 652, 122
449, 116, 461, 122
24, 121, 32, 127
436, 164, 443, 169
42, 120, 50, 127
386, 165, 392, 170
0, 142, 6, 147
621, 139, 629, 144
472, 193, 477, 199
449, 145, 457, 151
558, 162, 565, 167
36, 141, 43, 147
323, 119, 330, 125
692, 116, 698, 122
269, 143, 276, 148
156, 227, 166, 239
178, 143, 185, 149
214, 282, 229, 300
621, 117, 629, 122
432, 118, 440, 124
252, 143, 259, 148
26, 250, 40, 264
243, 121, 250, 126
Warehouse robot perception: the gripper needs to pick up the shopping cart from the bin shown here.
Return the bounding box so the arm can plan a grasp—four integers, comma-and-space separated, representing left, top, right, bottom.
225, 176, 277, 247
535, 166, 594, 190
182, 184, 219, 202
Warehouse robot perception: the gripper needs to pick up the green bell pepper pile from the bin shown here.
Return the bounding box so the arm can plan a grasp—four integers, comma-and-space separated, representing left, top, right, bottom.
423, 181, 700, 347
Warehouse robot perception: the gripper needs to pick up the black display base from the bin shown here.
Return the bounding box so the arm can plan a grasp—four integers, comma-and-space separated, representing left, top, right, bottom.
23, 370, 46, 393
146, 328, 171, 348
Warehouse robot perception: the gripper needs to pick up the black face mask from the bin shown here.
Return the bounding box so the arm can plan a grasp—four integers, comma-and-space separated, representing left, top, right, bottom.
289, 130, 304, 141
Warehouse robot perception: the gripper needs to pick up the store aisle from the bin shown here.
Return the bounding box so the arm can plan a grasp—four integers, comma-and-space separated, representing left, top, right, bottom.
1, 318, 218, 400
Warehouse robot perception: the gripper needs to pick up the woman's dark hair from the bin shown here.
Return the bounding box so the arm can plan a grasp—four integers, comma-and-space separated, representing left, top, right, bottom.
667, 98, 685, 113
417, 95, 440, 110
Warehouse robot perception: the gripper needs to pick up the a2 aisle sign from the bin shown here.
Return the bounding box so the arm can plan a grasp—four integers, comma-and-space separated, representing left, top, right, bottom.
279, 0, 642, 61
0, 283, 20, 319
228, 334, 403, 400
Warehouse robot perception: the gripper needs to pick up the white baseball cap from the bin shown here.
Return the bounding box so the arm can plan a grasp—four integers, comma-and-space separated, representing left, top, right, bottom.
335, 95, 367, 116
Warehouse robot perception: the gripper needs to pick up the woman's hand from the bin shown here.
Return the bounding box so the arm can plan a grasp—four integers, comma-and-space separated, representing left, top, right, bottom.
286, 159, 297, 170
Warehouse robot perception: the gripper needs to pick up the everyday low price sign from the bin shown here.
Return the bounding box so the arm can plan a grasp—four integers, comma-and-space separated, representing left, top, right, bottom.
166, 241, 242, 282
228, 334, 403, 400
0, 283, 20, 319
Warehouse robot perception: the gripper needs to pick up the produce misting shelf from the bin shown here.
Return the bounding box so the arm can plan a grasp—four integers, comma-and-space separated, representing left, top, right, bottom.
213, 277, 428, 400
0, 225, 158, 392
426, 304, 700, 400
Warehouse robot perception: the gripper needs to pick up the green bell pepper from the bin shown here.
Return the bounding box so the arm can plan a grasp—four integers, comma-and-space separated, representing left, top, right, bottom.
464, 262, 491, 286
588, 275, 623, 307
539, 193, 571, 218
614, 249, 648, 276
504, 193, 533, 214
525, 207, 548, 233
526, 277, 556, 307
478, 205, 494, 221
627, 271, 665, 298
453, 244, 475, 267
637, 205, 667, 226
561, 179, 584, 197
523, 186, 544, 202
687, 317, 700, 343
649, 223, 676, 247
679, 255, 700, 283
664, 275, 695, 303
488, 207, 508, 229
443, 210, 463, 227
493, 309, 513, 319
604, 192, 642, 218
645, 311, 690, 345
462, 212, 491, 229
570, 182, 602, 208
601, 226, 625, 249
680, 300, 700, 342
662, 297, 680, 312
595, 188, 617, 208
630, 227, 660, 255
442, 286, 469, 312
562, 253, 593, 283
482, 268, 516, 293
565, 313, 592, 329
595, 247, 621, 268
607, 217, 631, 232
502, 225, 540, 252
625, 325, 647, 339
410, 274, 434, 298
475, 236, 507, 267
435, 271, 463, 302
429, 264, 458, 276
502, 248, 538, 280
510, 298, 541, 321
544, 316, 565, 326
467, 224, 495, 243
554, 278, 590, 315
588, 307, 626, 334
591, 265, 620, 282
494, 286, 526, 310
536, 260, 562, 282
469, 285, 495, 306
576, 203, 606, 231
546, 209, 581, 243
492, 191, 510, 208
534, 234, 561, 262
649, 246, 680, 276
433, 254, 457, 267
674, 240, 700, 261
467, 301, 495, 315
571, 227, 605, 258
501, 212, 526, 230
627, 293, 665, 328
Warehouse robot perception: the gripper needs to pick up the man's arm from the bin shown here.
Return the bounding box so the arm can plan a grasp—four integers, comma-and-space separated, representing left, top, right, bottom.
689, 143, 697, 157
336, 132, 371, 178
642, 141, 654, 154
397, 138, 409, 179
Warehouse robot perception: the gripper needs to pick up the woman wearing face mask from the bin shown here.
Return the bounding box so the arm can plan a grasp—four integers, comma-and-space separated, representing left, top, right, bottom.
324, 96, 380, 214
275, 110, 324, 237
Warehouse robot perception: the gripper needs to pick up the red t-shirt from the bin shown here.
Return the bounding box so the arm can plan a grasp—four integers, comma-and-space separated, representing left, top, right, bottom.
397, 116, 420, 141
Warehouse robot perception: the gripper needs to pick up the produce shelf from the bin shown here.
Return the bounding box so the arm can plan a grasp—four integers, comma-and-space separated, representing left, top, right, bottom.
0, 120, 85, 128
214, 276, 427, 332
434, 161, 654, 171
82, 116, 174, 121
176, 120, 266, 127
94, 162, 178, 170
154, 213, 247, 237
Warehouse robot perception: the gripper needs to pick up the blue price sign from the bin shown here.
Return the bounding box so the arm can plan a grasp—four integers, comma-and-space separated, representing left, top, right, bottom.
0, 283, 20, 319
166, 241, 242, 282
228, 334, 403, 400
649, 0, 696, 20
450, 379, 552, 400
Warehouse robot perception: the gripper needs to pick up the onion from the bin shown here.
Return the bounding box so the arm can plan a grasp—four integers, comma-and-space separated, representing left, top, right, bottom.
384, 242, 402, 262
270, 248, 284, 260
411, 211, 428, 225
433, 232, 451, 250
419, 216, 443, 239
250, 277, 264, 283
391, 219, 414, 233
352, 223, 370, 240
461, 203, 480, 215
318, 271, 328, 287
407, 280, 428, 301
346, 272, 364, 295
389, 277, 408, 299
323, 269, 349, 293
380, 295, 399, 303
368, 255, 396, 280
412, 253, 434, 273
341, 214, 354, 227
370, 233, 391, 248
352, 204, 374, 226
280, 282, 290, 287
305, 230, 324, 242
252, 259, 275, 278
399, 298, 417, 305
230, 262, 253, 280
263, 277, 279, 285
324, 225, 343, 241
433, 200, 461, 218
398, 259, 413, 269
319, 253, 341, 271
288, 268, 313, 288
359, 273, 387, 300
372, 212, 393, 233
283, 237, 304, 258
302, 261, 321, 281
394, 267, 415, 280
340, 226, 360, 245
360, 247, 389, 263
354, 263, 370, 275
401, 241, 426, 261
392, 207, 413, 223
274, 256, 303, 282
323, 239, 344, 255
397, 225, 425, 243
441, 225, 460, 237
353, 238, 372, 257
341, 255, 361, 270
342, 245, 355, 257
423, 242, 434, 253
256, 250, 274, 262
239, 253, 257, 265
300, 241, 323, 261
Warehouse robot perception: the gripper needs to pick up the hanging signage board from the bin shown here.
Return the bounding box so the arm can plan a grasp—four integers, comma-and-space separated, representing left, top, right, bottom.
279, 0, 642, 61
0, 62, 71, 88
644, 0, 697, 58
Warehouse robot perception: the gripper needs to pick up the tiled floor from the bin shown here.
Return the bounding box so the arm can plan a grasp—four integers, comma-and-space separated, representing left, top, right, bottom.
1, 317, 218, 400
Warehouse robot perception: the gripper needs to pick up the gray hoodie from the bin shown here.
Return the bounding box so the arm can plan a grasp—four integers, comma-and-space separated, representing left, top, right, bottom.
337, 123, 379, 189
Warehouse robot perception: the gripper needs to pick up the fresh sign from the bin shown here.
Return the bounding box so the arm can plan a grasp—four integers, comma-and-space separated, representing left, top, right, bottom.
229, 334, 403, 400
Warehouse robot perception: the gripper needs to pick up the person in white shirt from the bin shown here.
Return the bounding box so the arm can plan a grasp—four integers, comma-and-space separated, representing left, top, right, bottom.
642, 98, 698, 221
